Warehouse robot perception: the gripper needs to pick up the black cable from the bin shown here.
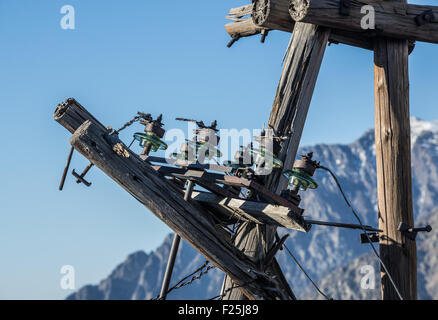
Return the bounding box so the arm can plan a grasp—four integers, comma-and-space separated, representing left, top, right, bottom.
283, 243, 332, 300
317, 165, 404, 300
208, 280, 256, 300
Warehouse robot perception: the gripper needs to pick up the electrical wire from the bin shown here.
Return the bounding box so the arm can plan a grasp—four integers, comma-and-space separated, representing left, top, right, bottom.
317, 165, 404, 300
283, 243, 332, 300
208, 280, 256, 300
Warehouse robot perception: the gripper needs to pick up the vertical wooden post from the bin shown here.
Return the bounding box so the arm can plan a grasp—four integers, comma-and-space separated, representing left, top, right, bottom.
222, 22, 330, 300
374, 1, 417, 299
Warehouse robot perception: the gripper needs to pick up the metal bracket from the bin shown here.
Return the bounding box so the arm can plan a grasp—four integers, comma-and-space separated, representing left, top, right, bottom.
75, 163, 94, 184
398, 222, 432, 241
415, 10, 438, 26
339, 0, 351, 16
260, 29, 269, 43
264, 234, 289, 267
360, 232, 380, 244
227, 34, 241, 48
72, 169, 92, 187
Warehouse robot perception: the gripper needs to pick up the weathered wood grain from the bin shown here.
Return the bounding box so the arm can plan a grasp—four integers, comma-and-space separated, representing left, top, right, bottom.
227, 4, 254, 20
54, 98, 107, 134
191, 191, 310, 231
251, 0, 376, 50
267, 23, 330, 194
289, 0, 438, 44
374, 38, 418, 300
374, 0, 417, 300
253, 0, 293, 32
222, 23, 330, 300
225, 18, 265, 38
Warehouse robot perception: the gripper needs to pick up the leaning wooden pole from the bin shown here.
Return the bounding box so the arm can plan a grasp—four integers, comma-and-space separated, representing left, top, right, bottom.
374, 0, 417, 300
54, 98, 291, 301
222, 23, 330, 299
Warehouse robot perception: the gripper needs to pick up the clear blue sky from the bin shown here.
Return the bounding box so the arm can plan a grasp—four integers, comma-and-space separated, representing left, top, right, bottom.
0, 0, 437, 299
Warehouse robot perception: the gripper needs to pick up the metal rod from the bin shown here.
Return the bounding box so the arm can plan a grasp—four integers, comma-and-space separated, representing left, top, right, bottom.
305, 219, 383, 233
141, 142, 152, 156
159, 180, 195, 300
128, 138, 135, 149
59, 146, 74, 191
72, 169, 92, 187
76, 163, 94, 184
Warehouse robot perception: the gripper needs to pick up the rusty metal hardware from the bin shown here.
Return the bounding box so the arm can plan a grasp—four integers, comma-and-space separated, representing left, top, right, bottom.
253, 127, 284, 171
72, 169, 92, 187
173, 118, 222, 163
224, 145, 254, 168
283, 152, 320, 193
74, 162, 94, 186
360, 232, 380, 244
302, 221, 381, 233
398, 222, 432, 241
415, 10, 438, 26
339, 0, 351, 16
176, 117, 219, 133
133, 114, 168, 156
260, 29, 269, 43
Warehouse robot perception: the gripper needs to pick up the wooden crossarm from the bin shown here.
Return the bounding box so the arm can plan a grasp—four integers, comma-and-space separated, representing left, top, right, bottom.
289, 0, 438, 44
190, 191, 310, 231
54, 98, 294, 300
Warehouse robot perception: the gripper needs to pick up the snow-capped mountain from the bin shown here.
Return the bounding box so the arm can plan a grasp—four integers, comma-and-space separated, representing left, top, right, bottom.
67, 118, 438, 300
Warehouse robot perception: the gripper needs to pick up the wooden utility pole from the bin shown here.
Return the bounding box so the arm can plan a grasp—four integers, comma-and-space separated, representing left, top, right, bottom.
54, 98, 293, 300
224, 0, 434, 300
222, 22, 330, 299
374, 0, 417, 299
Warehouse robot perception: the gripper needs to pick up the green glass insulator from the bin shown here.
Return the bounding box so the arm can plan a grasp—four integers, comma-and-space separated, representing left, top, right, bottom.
187, 140, 222, 158
252, 148, 283, 169
283, 169, 318, 191
133, 132, 168, 152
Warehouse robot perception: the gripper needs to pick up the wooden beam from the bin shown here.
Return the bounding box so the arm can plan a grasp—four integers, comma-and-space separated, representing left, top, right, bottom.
190, 191, 310, 231
267, 23, 330, 193
225, 18, 265, 38
251, 0, 375, 50
227, 4, 254, 20
253, 0, 293, 32
222, 23, 330, 300
373, 0, 417, 300
289, 0, 438, 44
54, 98, 292, 300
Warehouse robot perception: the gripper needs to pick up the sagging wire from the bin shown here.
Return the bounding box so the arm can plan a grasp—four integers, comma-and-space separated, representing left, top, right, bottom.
317, 164, 404, 301
282, 243, 332, 300
208, 280, 256, 300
